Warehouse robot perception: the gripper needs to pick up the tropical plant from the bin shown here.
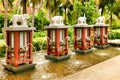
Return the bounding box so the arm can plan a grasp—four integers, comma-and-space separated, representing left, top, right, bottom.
30, 0, 43, 27
70, 1, 83, 25
59, 0, 74, 24
33, 9, 49, 31
71, 0, 99, 25
0, 40, 6, 57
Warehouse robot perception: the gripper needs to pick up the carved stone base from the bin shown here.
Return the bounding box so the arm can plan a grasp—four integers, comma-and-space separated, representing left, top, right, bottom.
74, 48, 93, 54
45, 55, 70, 61
94, 44, 109, 49
3, 63, 36, 74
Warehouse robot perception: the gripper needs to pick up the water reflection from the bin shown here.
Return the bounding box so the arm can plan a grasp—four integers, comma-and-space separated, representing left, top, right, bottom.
0, 46, 120, 80
116, 48, 120, 50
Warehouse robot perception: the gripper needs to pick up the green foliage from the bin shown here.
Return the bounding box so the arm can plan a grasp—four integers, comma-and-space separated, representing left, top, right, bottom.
33, 37, 47, 51
0, 14, 12, 33
112, 21, 120, 30
0, 40, 6, 57
0, 33, 4, 39
84, 0, 100, 24
108, 29, 120, 39
70, 1, 83, 25
114, 1, 120, 18
111, 15, 120, 29
68, 27, 74, 44
33, 31, 46, 38
34, 9, 50, 31
0, 14, 4, 33
70, 0, 99, 25
33, 31, 47, 51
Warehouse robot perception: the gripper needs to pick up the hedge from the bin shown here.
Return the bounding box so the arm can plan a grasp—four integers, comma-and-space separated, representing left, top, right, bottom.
32, 37, 47, 51
0, 40, 6, 57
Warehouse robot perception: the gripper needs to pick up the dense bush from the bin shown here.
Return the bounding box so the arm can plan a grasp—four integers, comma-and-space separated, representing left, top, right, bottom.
33, 37, 47, 51
112, 16, 120, 29
0, 33, 4, 39
33, 31, 46, 38
0, 14, 4, 33
0, 9, 50, 33
34, 9, 50, 31
68, 27, 74, 45
108, 30, 120, 39
0, 40, 6, 57
0, 14, 12, 33
70, 0, 99, 25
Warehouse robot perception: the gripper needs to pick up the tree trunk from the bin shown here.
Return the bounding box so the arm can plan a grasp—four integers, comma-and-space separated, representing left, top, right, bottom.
32, 5, 35, 27
48, 0, 51, 21
54, 0, 57, 16
4, 0, 8, 28
109, 12, 112, 39
64, 7, 67, 25
22, 0, 27, 14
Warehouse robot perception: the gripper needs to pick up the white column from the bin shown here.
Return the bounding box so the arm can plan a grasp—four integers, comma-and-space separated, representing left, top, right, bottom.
20, 32, 23, 48
11, 32, 14, 48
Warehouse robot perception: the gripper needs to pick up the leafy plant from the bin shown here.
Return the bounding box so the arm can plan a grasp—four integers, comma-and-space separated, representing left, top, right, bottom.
33, 37, 47, 51
0, 33, 4, 39
34, 9, 50, 31
0, 14, 4, 33
33, 31, 46, 38
108, 30, 120, 39
0, 40, 6, 57
70, 0, 99, 25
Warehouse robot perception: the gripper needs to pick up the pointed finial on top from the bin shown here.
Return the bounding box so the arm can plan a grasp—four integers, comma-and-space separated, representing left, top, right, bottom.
99, 9, 102, 16
84, 13, 85, 17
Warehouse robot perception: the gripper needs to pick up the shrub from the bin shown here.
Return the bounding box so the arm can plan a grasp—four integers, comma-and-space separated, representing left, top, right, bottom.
70, 0, 99, 25
0, 14, 4, 33
0, 40, 6, 57
112, 18, 120, 29
33, 37, 47, 51
33, 31, 46, 38
0, 14, 12, 33
108, 30, 120, 39
0, 33, 4, 39
34, 9, 50, 31
68, 27, 74, 45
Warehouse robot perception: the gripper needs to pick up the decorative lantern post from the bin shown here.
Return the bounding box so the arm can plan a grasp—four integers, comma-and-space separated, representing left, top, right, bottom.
3, 14, 36, 73
74, 15, 93, 53
94, 16, 109, 49
45, 16, 70, 61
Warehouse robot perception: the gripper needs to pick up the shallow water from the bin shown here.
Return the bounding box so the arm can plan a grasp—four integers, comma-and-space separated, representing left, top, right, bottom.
0, 46, 120, 80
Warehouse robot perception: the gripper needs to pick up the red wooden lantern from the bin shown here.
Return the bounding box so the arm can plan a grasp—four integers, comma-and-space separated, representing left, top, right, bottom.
45, 16, 70, 61
74, 16, 92, 53
94, 16, 109, 49
3, 14, 36, 73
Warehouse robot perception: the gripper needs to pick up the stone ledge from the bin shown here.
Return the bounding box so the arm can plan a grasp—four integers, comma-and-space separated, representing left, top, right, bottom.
94, 44, 109, 49
3, 63, 36, 74
45, 55, 70, 61
74, 48, 93, 54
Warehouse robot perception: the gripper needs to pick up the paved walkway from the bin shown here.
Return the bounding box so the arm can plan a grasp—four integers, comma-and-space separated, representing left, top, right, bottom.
61, 55, 120, 80
108, 39, 120, 45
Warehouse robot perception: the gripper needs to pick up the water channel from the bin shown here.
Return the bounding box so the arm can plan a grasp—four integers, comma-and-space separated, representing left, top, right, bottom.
0, 46, 120, 80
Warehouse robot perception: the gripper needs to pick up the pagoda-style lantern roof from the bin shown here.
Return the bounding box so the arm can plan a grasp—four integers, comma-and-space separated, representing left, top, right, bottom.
73, 15, 93, 53
94, 16, 109, 27
74, 16, 93, 28
45, 16, 70, 61
3, 27, 35, 31
3, 14, 36, 73
45, 16, 68, 29
93, 16, 109, 49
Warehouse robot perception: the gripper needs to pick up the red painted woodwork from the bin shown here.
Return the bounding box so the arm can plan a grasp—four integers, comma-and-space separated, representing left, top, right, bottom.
5, 30, 33, 67
94, 26, 108, 47
74, 27, 92, 51
46, 28, 68, 57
